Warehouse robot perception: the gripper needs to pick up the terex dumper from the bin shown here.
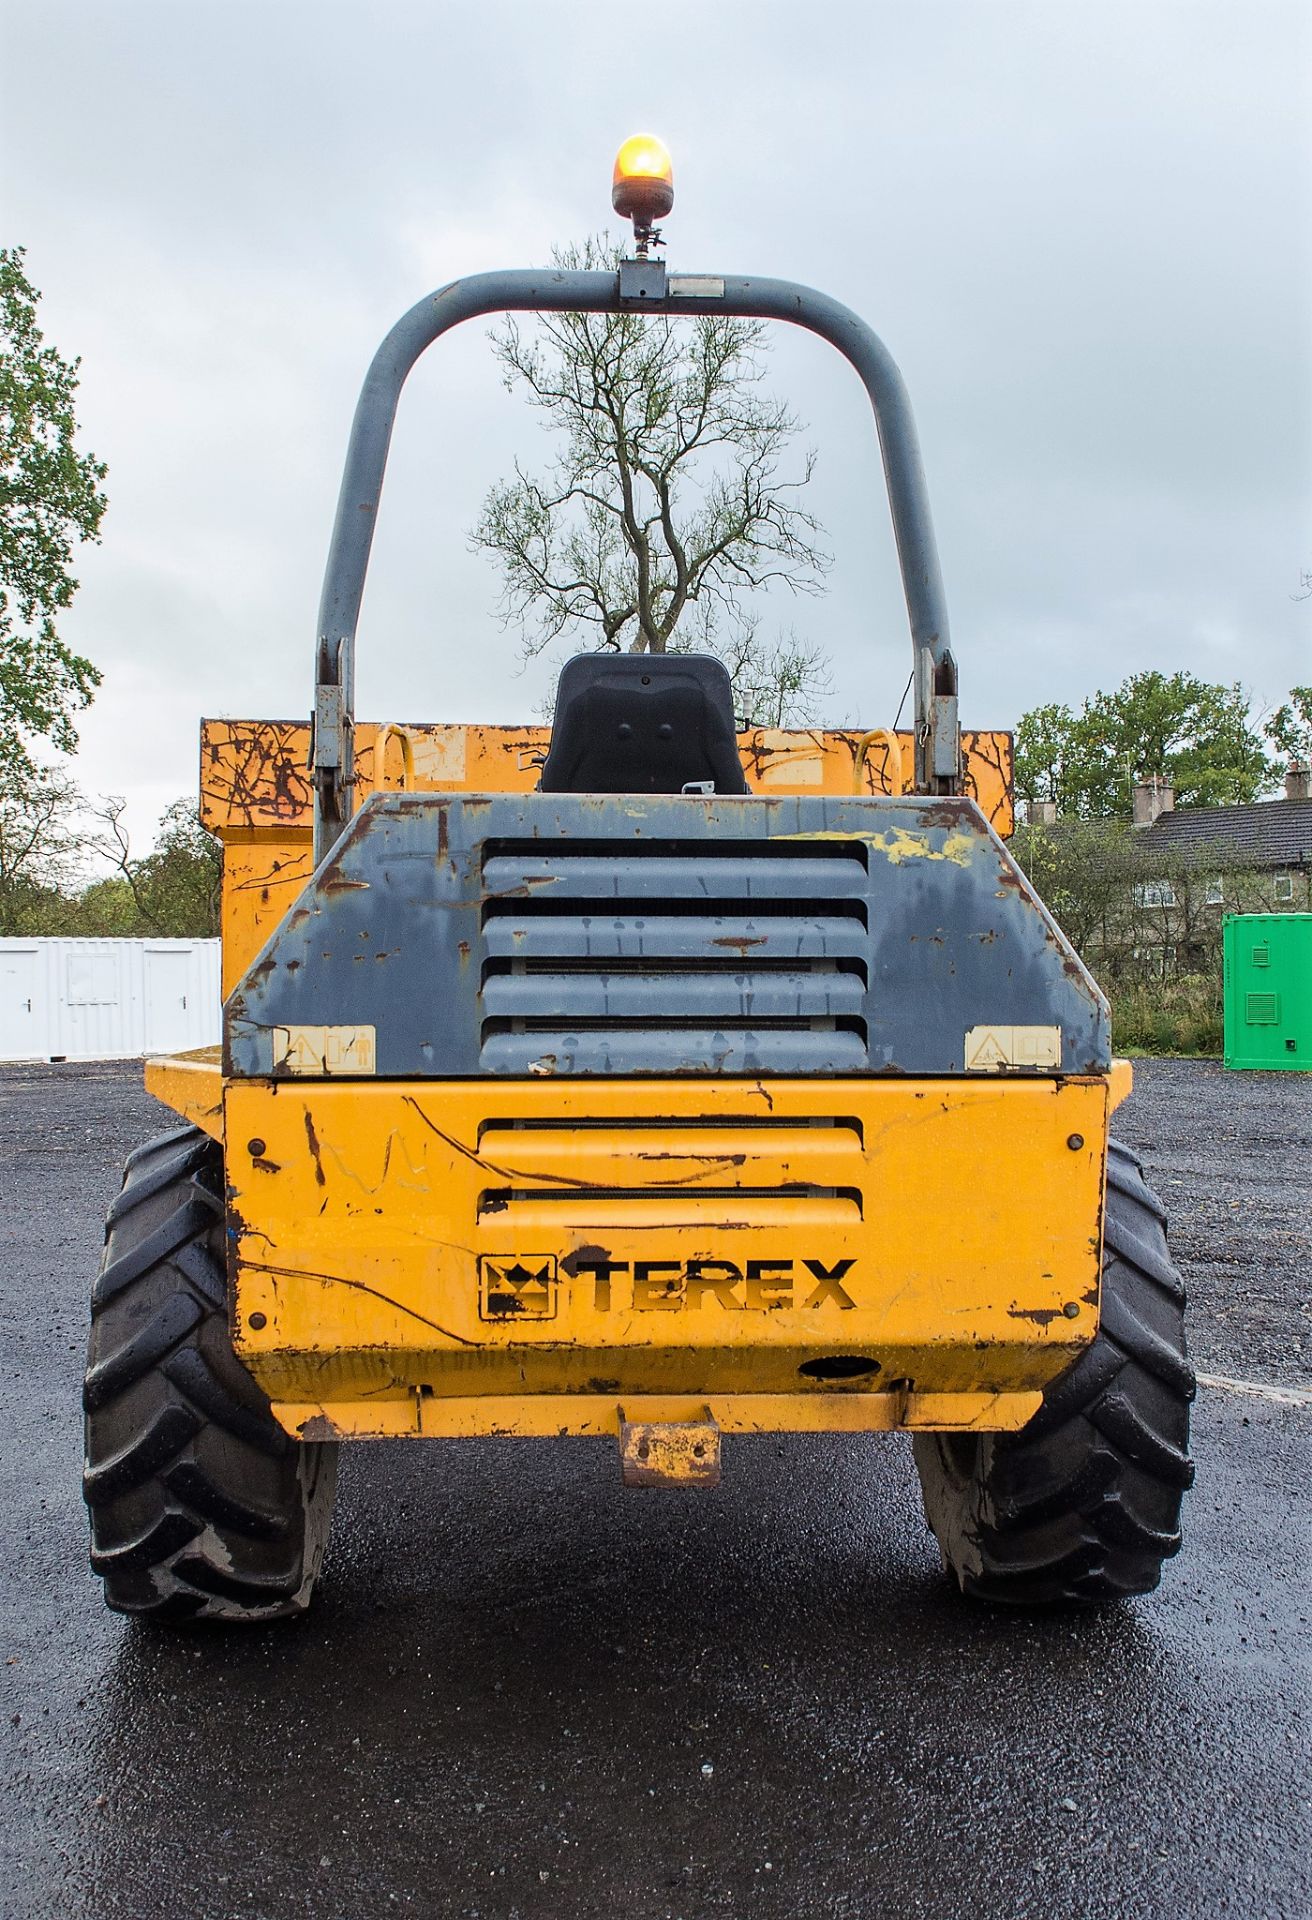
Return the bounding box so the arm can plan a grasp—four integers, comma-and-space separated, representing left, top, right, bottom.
83, 139, 1193, 1622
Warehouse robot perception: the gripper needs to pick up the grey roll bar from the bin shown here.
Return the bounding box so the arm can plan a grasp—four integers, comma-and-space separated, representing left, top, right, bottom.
311, 262, 959, 860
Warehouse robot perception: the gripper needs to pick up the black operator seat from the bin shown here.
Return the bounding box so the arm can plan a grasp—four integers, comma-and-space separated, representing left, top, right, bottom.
538, 653, 749, 795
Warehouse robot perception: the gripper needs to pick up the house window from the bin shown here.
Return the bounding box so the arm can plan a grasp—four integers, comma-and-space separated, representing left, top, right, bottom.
1133, 880, 1176, 908
1273, 873, 1293, 902
1205, 878, 1224, 906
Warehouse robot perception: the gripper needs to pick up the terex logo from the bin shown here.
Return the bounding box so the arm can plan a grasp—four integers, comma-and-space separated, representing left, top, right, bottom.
478, 1254, 859, 1320
562, 1255, 858, 1313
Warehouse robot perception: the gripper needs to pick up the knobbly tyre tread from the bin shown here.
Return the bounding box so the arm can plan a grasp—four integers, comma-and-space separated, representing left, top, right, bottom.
84, 1126, 338, 1622
912, 1139, 1194, 1606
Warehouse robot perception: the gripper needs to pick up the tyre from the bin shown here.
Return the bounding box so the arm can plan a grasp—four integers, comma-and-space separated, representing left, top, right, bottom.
83, 1124, 338, 1623
913, 1139, 1194, 1606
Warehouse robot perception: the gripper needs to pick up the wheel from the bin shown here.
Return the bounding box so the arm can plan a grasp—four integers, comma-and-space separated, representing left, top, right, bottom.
83, 1125, 338, 1623
913, 1139, 1194, 1605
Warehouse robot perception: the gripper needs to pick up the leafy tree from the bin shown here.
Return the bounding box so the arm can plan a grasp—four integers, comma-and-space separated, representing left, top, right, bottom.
1015, 671, 1272, 816
0, 247, 108, 777
1010, 816, 1136, 958
69, 874, 140, 936
472, 238, 831, 725
1014, 701, 1085, 810
1263, 686, 1312, 767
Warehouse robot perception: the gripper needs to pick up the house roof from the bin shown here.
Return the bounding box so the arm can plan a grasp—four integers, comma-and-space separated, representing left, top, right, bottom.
1136, 797, 1312, 869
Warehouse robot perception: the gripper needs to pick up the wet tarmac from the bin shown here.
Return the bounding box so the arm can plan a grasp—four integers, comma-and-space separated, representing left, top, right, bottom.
2, 1058, 1309, 1920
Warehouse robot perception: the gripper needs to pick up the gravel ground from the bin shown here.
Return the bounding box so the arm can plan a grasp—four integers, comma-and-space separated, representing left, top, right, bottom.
1, 1055, 1309, 1920
1114, 1058, 1312, 1382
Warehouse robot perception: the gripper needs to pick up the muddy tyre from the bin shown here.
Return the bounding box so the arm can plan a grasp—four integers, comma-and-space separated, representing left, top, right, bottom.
83, 1125, 338, 1623
913, 1139, 1194, 1606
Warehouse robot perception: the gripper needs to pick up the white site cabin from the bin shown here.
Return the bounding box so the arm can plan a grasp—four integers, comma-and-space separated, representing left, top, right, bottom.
0, 938, 221, 1062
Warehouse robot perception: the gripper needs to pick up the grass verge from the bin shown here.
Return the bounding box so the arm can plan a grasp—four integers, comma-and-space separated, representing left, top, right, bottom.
1108, 975, 1223, 1057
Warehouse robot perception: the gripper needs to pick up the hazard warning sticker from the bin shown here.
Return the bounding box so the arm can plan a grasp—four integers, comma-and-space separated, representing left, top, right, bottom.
271, 1023, 377, 1075
964, 1025, 1062, 1071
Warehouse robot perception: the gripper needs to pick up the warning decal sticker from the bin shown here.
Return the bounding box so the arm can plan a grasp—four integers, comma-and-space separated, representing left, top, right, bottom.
964, 1025, 1062, 1071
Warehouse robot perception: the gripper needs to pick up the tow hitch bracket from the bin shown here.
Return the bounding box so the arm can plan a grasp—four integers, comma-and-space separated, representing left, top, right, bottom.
619, 1410, 722, 1488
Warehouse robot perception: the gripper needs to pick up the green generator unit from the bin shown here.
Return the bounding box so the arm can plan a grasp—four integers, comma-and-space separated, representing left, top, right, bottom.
1223, 913, 1312, 1070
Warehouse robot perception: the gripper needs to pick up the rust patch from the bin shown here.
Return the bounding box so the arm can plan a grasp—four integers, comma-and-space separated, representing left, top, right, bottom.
200, 718, 314, 832
303, 1108, 327, 1188
1006, 1306, 1065, 1328
561, 1244, 613, 1274
297, 1413, 340, 1441
200, 719, 1013, 834
620, 1415, 721, 1489
636, 1148, 747, 1167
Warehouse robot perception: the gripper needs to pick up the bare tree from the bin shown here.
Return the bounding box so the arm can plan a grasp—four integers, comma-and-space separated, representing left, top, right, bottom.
89, 796, 165, 933
696, 618, 834, 729
0, 758, 86, 930
472, 238, 832, 724
88, 796, 220, 937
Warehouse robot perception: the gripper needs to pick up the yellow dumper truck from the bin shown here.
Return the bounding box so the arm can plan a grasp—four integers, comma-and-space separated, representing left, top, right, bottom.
83, 142, 1193, 1622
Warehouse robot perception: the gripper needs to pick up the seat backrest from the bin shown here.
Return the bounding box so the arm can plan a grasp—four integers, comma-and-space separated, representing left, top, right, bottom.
538, 653, 749, 795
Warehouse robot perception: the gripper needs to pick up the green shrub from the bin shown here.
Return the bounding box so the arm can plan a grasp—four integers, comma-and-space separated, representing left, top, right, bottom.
1108, 975, 1223, 1057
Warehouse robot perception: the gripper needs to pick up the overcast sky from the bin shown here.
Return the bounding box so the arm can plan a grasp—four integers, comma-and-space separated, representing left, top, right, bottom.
3, 0, 1309, 843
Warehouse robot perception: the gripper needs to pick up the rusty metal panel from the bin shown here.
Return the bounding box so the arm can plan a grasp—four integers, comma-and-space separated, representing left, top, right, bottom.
224, 791, 1106, 1079
481, 968, 866, 1020
199, 719, 1015, 833
218, 836, 315, 997
482, 912, 868, 962
480, 852, 869, 899
201, 720, 314, 833
223, 1074, 1109, 1415
481, 1029, 870, 1075
267, 1388, 1045, 1441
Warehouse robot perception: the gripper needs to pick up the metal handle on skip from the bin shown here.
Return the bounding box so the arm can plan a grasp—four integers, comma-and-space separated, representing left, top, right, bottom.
852, 729, 906, 797
375, 724, 415, 792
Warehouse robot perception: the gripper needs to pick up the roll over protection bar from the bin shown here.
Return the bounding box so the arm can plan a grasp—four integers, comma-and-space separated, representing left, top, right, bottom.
312, 262, 959, 860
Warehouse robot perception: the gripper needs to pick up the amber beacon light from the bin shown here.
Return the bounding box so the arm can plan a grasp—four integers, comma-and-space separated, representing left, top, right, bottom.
612, 133, 675, 234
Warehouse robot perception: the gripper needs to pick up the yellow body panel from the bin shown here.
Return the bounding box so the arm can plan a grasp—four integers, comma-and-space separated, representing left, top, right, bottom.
199, 718, 1016, 992
220, 1075, 1108, 1437
218, 836, 316, 996
273, 1389, 1043, 1441
145, 1047, 224, 1141
175, 715, 1102, 1450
